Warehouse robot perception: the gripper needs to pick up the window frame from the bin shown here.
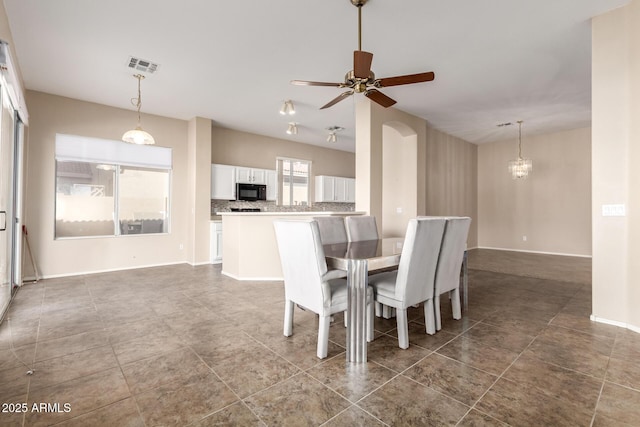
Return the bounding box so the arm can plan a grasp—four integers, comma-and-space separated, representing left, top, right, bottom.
54, 134, 172, 239
276, 156, 312, 207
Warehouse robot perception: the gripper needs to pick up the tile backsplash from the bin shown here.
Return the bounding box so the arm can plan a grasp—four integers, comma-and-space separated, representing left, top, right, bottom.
211, 199, 355, 214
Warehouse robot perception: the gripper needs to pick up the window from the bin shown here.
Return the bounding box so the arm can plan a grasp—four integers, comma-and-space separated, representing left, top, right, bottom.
277, 157, 311, 206
54, 134, 172, 238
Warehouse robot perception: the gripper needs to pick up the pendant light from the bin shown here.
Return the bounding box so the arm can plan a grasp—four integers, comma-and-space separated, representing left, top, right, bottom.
122, 74, 155, 145
508, 120, 532, 179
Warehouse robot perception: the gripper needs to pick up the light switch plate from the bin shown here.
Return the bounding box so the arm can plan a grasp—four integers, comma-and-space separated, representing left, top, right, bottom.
602, 204, 626, 217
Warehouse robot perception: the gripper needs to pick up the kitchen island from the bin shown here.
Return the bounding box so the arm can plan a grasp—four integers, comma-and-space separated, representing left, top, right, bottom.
218, 211, 364, 280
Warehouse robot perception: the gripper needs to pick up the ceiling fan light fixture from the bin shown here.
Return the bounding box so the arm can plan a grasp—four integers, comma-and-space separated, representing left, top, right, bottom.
280, 100, 295, 115
122, 74, 155, 145
286, 122, 297, 135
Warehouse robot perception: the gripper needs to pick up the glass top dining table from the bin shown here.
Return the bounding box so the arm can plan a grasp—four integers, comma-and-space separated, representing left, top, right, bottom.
324, 237, 468, 363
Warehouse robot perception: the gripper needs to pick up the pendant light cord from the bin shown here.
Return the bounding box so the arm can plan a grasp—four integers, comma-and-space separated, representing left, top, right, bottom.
517, 120, 523, 159
131, 74, 144, 126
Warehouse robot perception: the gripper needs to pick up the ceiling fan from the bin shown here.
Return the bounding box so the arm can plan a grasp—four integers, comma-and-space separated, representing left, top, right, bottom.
291, 0, 435, 110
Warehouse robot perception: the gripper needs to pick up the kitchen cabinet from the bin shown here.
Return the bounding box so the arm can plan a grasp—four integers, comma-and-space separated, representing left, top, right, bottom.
210, 221, 223, 264
236, 167, 267, 184
211, 164, 236, 200
315, 176, 356, 203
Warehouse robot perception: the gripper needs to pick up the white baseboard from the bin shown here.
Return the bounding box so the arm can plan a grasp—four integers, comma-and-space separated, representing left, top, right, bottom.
475, 246, 592, 258
590, 314, 640, 333
32, 261, 190, 280
187, 261, 213, 266
221, 270, 283, 281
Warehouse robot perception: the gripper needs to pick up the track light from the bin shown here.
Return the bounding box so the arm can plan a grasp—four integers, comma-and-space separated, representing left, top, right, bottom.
325, 126, 344, 143
286, 122, 298, 135
280, 100, 295, 115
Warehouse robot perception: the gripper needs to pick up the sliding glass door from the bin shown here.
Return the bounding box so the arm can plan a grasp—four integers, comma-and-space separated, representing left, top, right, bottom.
0, 82, 21, 321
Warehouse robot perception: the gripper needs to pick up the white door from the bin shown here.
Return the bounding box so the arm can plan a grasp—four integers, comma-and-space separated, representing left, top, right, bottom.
0, 85, 16, 319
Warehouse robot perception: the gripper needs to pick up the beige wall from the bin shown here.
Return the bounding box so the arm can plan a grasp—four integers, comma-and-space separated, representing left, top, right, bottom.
187, 117, 212, 265
592, 2, 640, 331
425, 126, 478, 248
355, 98, 478, 245
24, 91, 191, 277
382, 124, 418, 237
211, 126, 355, 177
478, 127, 591, 256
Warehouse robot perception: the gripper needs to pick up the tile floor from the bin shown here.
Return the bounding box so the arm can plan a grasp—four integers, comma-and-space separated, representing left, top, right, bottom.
0, 249, 639, 426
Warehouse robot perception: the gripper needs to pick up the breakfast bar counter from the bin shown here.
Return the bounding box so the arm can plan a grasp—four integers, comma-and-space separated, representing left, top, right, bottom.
218, 211, 364, 280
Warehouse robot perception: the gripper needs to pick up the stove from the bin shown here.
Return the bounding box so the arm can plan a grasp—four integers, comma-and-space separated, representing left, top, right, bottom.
230, 208, 261, 212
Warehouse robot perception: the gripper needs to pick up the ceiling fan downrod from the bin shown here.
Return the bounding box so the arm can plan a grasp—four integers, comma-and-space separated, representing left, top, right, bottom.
351, 0, 368, 51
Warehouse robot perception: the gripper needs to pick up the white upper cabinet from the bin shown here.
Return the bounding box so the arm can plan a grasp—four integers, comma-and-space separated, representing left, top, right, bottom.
315, 175, 355, 203
212, 164, 276, 200
236, 167, 267, 184
211, 164, 236, 200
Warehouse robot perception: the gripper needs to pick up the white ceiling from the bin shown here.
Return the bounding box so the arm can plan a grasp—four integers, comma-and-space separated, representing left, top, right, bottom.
4, 0, 629, 152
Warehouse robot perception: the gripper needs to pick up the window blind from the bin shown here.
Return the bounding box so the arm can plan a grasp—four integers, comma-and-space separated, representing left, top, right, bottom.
55, 133, 172, 170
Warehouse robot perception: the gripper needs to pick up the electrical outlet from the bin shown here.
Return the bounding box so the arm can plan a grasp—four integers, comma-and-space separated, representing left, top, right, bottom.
396, 207, 403, 214
522, 235, 527, 241
179, 243, 184, 250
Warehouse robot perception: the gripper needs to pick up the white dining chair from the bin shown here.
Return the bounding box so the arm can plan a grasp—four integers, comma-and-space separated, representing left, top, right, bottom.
345, 215, 379, 242
273, 219, 374, 359
313, 216, 348, 245
433, 217, 471, 331
367, 217, 446, 349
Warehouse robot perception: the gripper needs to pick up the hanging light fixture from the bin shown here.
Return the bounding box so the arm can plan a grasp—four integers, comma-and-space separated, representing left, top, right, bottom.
280, 100, 295, 115
122, 74, 155, 145
326, 126, 344, 143
286, 122, 298, 135
508, 120, 532, 179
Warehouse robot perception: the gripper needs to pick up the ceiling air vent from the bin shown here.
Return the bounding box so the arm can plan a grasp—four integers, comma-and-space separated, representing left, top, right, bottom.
126, 56, 159, 75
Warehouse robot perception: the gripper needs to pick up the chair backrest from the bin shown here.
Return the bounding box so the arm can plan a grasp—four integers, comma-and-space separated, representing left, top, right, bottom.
434, 217, 471, 295
394, 217, 446, 306
346, 215, 379, 242
273, 219, 330, 313
313, 216, 348, 245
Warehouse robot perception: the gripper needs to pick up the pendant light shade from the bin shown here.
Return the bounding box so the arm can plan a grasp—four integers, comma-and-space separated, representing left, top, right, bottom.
122, 74, 155, 145
122, 127, 155, 145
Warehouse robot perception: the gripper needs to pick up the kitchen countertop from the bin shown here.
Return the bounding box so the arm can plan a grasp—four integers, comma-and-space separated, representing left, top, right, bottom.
215, 211, 363, 216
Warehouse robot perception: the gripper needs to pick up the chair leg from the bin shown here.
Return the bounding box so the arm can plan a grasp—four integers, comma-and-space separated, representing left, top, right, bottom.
284, 300, 294, 337
375, 302, 382, 317
424, 298, 436, 335
451, 288, 462, 320
367, 299, 374, 342
383, 304, 393, 319
344, 311, 348, 328
317, 315, 331, 359
396, 308, 409, 349
435, 295, 442, 331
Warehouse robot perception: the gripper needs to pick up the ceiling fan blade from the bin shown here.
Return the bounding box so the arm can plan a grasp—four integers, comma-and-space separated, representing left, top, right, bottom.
290, 80, 343, 87
320, 90, 354, 110
377, 71, 435, 87
354, 50, 373, 79
364, 89, 396, 108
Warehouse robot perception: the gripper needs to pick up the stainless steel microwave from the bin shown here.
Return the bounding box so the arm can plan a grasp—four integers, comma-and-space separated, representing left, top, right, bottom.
236, 183, 267, 201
